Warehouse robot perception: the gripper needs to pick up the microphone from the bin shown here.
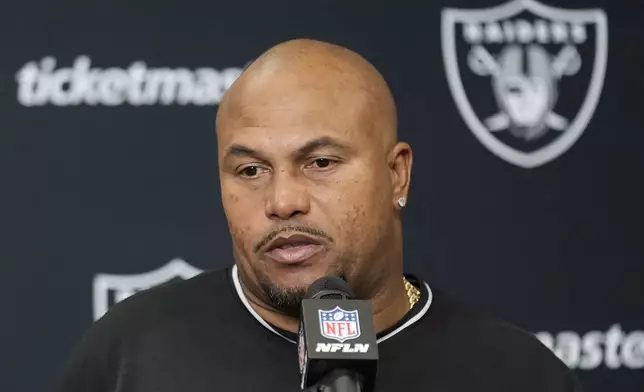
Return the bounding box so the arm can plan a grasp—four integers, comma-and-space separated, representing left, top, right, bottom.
298, 276, 378, 392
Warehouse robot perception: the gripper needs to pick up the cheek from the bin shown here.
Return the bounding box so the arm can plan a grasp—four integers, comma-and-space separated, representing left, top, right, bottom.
341, 202, 385, 243
318, 165, 385, 205
223, 180, 260, 221
319, 176, 389, 247
222, 186, 263, 253
332, 165, 390, 209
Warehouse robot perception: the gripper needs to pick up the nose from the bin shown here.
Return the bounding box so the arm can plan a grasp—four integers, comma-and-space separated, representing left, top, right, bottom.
264, 169, 311, 221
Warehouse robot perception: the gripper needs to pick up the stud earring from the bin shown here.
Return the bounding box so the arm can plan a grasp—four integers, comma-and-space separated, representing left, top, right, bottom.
397, 197, 406, 208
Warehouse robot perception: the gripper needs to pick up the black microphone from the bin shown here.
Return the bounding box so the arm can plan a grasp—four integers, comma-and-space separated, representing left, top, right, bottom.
298, 276, 378, 392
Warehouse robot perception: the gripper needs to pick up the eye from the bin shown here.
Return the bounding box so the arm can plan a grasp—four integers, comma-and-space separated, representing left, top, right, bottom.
238, 166, 268, 178
314, 158, 331, 168
307, 158, 337, 170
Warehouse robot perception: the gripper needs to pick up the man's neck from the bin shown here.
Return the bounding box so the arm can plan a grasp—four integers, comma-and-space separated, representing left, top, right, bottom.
239, 273, 410, 335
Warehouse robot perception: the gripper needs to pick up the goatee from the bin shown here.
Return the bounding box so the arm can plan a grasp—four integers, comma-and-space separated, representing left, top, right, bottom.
261, 282, 307, 318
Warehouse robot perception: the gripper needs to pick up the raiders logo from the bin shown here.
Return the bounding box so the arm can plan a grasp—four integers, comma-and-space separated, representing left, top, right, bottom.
92, 258, 203, 320
441, 0, 608, 168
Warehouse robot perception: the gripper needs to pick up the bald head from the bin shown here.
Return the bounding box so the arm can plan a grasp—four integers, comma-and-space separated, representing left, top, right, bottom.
217, 39, 398, 151
216, 39, 412, 316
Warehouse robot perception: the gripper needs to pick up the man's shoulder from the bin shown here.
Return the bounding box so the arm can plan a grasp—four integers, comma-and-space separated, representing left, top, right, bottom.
426, 287, 559, 360
57, 267, 255, 392
94, 266, 235, 336
421, 287, 582, 390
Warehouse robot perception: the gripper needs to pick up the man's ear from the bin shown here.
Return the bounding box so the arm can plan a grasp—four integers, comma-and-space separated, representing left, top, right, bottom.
388, 142, 413, 208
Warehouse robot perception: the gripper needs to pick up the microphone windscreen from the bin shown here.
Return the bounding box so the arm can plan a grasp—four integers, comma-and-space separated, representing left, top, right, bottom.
306, 276, 354, 299
305, 276, 354, 300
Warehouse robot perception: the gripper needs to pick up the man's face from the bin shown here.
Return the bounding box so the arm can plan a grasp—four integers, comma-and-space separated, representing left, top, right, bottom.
217, 76, 394, 314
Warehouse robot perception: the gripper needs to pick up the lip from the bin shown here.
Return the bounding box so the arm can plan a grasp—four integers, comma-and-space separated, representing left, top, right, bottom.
263, 234, 325, 264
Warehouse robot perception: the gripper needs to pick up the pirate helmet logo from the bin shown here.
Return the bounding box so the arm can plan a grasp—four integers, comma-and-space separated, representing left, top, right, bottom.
442, 0, 608, 168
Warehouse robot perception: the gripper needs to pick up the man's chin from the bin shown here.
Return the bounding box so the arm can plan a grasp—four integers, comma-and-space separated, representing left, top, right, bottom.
266, 258, 344, 288
259, 282, 306, 318
258, 272, 342, 315
253, 259, 346, 314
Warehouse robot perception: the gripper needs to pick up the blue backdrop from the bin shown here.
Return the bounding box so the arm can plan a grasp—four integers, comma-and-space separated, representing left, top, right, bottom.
2, 1, 642, 391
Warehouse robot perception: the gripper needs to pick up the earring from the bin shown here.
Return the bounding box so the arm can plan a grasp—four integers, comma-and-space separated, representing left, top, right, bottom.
397, 197, 406, 208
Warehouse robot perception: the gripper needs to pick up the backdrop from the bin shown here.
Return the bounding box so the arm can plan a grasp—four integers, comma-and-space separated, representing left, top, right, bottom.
2, 0, 643, 391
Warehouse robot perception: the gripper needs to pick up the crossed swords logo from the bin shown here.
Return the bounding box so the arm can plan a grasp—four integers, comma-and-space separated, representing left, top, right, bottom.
467, 44, 582, 138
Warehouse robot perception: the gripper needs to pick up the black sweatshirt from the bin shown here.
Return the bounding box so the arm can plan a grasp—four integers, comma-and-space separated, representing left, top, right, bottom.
56, 266, 583, 392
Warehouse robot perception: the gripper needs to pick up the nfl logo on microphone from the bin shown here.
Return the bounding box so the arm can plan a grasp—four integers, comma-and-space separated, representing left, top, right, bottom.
319, 306, 361, 343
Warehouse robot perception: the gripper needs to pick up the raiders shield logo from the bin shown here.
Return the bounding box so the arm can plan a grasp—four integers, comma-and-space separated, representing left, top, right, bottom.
92, 258, 203, 320
441, 0, 608, 168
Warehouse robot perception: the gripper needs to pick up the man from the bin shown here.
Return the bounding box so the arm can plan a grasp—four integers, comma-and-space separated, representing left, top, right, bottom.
57, 39, 582, 392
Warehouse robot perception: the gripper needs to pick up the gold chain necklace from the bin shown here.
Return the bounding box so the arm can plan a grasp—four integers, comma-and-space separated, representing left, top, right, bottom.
403, 276, 421, 309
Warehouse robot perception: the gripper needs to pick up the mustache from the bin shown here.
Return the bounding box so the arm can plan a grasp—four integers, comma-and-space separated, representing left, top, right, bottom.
253, 225, 334, 254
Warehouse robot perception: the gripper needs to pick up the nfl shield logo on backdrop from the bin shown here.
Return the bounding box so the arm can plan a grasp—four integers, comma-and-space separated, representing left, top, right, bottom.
441, 0, 608, 168
319, 306, 361, 343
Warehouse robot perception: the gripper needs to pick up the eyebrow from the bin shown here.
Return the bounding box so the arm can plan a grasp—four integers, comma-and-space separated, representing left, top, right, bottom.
296, 136, 352, 157
223, 136, 352, 162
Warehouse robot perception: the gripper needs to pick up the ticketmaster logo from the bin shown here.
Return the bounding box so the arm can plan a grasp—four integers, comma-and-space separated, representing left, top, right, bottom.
536, 324, 644, 370
16, 56, 243, 107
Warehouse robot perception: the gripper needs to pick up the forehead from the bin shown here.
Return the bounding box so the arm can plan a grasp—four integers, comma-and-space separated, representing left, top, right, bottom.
217, 79, 378, 151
